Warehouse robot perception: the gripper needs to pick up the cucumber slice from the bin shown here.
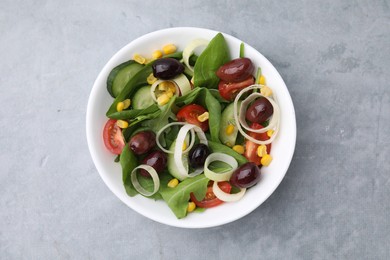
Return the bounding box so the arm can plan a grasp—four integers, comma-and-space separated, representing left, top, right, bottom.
132, 86, 155, 109
167, 140, 189, 181
219, 101, 241, 146
107, 60, 144, 98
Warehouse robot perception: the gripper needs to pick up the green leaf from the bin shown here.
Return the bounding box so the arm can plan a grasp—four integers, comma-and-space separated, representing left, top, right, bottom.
143, 96, 176, 133
120, 145, 168, 200
193, 33, 230, 89
107, 103, 160, 120
159, 174, 209, 219
120, 146, 139, 197
199, 89, 222, 143
208, 140, 248, 165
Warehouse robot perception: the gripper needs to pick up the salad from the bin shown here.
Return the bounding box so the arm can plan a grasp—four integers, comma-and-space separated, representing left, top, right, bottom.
102, 33, 280, 219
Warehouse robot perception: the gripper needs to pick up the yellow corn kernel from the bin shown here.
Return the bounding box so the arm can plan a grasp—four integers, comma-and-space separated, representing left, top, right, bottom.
133, 53, 146, 64
122, 99, 131, 109
257, 145, 268, 157
166, 91, 174, 98
152, 50, 163, 59
187, 202, 196, 213
267, 130, 274, 138
259, 75, 266, 85
157, 94, 170, 106
182, 141, 187, 151
225, 124, 235, 135
116, 102, 124, 112
167, 178, 179, 188
260, 85, 273, 97
261, 154, 273, 166
158, 81, 175, 91
232, 145, 245, 154
167, 83, 176, 93
162, 44, 177, 55
197, 112, 209, 122
116, 120, 129, 129
147, 73, 157, 85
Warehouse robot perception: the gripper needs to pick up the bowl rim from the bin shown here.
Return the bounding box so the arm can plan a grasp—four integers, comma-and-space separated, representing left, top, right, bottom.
86, 26, 297, 228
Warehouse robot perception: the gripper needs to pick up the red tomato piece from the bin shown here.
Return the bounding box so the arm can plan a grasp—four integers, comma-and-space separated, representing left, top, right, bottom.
218, 76, 255, 101
190, 181, 232, 208
176, 104, 209, 132
244, 123, 272, 165
103, 119, 125, 155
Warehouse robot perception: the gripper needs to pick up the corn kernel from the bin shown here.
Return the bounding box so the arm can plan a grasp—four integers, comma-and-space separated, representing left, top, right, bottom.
167, 83, 176, 93
152, 50, 163, 59
261, 154, 273, 166
259, 75, 266, 85
157, 94, 170, 106
166, 91, 174, 98
232, 145, 245, 154
116, 102, 124, 112
257, 145, 268, 157
167, 178, 179, 188
147, 73, 157, 85
116, 120, 129, 129
162, 44, 177, 55
182, 141, 187, 151
133, 53, 146, 64
159, 81, 174, 91
267, 130, 274, 138
122, 99, 131, 109
225, 124, 235, 135
260, 86, 273, 97
187, 202, 196, 212
197, 112, 209, 122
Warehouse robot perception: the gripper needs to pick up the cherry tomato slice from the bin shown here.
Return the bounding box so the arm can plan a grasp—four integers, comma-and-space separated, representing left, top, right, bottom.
103, 119, 125, 155
190, 181, 232, 208
244, 123, 272, 165
218, 76, 255, 101
176, 104, 209, 132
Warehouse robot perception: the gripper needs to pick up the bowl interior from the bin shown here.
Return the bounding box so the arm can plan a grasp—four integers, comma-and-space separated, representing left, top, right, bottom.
86, 27, 296, 228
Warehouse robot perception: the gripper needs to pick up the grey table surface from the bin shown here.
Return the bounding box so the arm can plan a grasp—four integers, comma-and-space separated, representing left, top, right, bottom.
1, 0, 389, 259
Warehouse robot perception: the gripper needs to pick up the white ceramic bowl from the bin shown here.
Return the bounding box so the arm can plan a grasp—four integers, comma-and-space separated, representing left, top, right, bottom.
86, 27, 296, 228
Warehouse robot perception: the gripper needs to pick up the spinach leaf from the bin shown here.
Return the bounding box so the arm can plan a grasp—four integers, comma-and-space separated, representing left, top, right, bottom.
120, 145, 167, 200
193, 33, 230, 89
143, 96, 176, 133
108, 103, 160, 120
159, 174, 209, 219
175, 87, 202, 107
120, 146, 139, 197
208, 140, 248, 165
198, 89, 222, 143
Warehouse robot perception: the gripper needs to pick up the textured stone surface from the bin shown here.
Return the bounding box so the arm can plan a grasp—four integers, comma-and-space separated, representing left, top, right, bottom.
1, 0, 389, 259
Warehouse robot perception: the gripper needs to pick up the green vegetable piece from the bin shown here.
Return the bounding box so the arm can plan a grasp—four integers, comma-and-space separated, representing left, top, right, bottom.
132, 85, 154, 110
121, 145, 164, 200
106, 64, 153, 117
107, 60, 144, 98
120, 145, 139, 197
208, 140, 248, 165
108, 103, 160, 120
159, 174, 209, 219
239, 42, 245, 58
200, 89, 222, 143
193, 33, 230, 89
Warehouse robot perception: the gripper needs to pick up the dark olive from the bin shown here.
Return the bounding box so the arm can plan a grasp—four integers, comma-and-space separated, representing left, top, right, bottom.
189, 144, 210, 168
152, 58, 184, 79
139, 150, 167, 177
230, 162, 261, 188
129, 131, 156, 155
245, 98, 274, 124
216, 58, 254, 83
